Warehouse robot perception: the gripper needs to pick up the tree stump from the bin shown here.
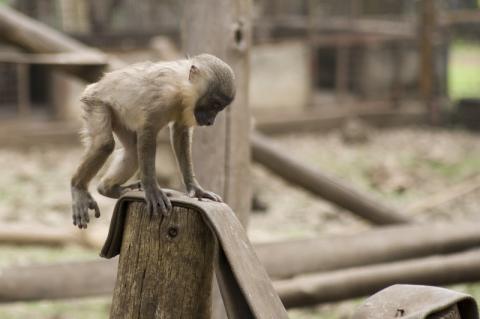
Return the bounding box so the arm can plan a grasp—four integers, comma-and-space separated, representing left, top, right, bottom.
109, 202, 215, 319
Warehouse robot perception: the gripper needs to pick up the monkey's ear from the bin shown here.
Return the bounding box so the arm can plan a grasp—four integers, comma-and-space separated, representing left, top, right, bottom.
189, 64, 200, 81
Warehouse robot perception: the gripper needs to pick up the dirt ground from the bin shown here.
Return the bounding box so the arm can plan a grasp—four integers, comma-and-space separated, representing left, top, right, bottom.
0, 125, 480, 318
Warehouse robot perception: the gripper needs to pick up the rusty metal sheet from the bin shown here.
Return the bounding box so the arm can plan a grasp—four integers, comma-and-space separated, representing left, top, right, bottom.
101, 190, 288, 319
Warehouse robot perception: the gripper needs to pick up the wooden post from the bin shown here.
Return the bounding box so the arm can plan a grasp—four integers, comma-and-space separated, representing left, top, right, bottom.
109, 202, 215, 318
181, 0, 252, 225
419, 0, 437, 123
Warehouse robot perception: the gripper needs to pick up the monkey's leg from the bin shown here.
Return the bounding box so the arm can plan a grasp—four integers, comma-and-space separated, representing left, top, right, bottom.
97, 127, 139, 198
138, 125, 172, 216
170, 123, 222, 202
71, 106, 115, 229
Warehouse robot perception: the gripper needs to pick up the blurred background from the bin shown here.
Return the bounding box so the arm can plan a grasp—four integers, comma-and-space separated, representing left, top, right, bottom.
0, 0, 479, 318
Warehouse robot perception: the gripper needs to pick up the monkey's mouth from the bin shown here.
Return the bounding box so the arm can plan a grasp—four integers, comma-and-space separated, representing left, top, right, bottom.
194, 112, 214, 126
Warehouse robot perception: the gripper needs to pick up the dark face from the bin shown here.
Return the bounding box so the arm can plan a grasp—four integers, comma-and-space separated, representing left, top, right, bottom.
194, 91, 234, 126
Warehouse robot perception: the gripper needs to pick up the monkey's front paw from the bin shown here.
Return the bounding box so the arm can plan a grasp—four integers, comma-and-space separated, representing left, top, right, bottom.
143, 184, 172, 217
188, 185, 223, 202
71, 187, 100, 229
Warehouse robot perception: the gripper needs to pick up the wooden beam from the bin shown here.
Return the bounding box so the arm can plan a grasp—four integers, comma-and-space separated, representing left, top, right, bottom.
0, 260, 117, 302
256, 222, 480, 279
251, 131, 410, 225
4, 243, 480, 306
0, 52, 107, 66
275, 248, 480, 308
254, 107, 429, 135
0, 5, 109, 82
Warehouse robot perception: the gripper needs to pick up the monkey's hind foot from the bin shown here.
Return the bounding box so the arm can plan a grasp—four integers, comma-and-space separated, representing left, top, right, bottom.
97, 181, 142, 199
71, 187, 101, 229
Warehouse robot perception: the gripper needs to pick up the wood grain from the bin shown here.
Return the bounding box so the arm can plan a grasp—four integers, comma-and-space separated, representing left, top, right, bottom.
110, 202, 214, 319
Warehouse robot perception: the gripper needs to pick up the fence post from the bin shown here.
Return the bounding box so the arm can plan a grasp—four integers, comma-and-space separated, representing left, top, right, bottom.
109, 201, 215, 318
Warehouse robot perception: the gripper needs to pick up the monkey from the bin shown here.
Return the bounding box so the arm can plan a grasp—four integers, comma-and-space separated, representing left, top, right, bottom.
70, 54, 235, 229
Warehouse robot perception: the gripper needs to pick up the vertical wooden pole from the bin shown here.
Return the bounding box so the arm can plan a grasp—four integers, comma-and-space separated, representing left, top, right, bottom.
181, 0, 252, 225
335, 44, 349, 101
419, 0, 437, 123
109, 202, 215, 318
181, 2, 251, 318
16, 63, 31, 117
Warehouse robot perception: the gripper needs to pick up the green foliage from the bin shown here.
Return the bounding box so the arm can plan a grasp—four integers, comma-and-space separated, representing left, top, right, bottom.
449, 41, 480, 100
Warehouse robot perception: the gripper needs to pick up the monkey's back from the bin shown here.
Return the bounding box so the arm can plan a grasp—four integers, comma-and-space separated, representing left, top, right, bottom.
80, 61, 190, 131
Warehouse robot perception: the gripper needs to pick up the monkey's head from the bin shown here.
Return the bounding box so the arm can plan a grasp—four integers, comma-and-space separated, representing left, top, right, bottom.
190, 54, 236, 126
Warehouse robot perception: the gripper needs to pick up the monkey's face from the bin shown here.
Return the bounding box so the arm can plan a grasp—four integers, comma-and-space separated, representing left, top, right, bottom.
194, 92, 234, 126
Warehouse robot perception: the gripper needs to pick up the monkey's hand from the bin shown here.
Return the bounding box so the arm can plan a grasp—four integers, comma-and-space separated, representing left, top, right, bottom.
143, 182, 172, 217
187, 184, 223, 202
71, 187, 100, 229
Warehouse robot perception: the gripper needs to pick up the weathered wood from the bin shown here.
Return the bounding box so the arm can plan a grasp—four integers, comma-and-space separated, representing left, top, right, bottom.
257, 221, 480, 279
103, 191, 288, 319
110, 202, 215, 319
251, 131, 410, 225
275, 248, 480, 308
181, 0, 252, 225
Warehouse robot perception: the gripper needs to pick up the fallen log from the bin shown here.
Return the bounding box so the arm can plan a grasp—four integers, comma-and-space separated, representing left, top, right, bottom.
251, 131, 410, 225
0, 223, 75, 246
3, 221, 480, 303
3, 248, 480, 307
256, 221, 480, 279
275, 248, 480, 308
0, 260, 117, 302
0, 223, 105, 248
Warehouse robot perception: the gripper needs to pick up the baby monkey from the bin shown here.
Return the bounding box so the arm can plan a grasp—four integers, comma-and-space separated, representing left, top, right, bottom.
71, 54, 235, 229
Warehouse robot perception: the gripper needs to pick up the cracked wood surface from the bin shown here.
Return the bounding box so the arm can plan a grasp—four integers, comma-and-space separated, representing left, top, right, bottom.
110, 202, 214, 319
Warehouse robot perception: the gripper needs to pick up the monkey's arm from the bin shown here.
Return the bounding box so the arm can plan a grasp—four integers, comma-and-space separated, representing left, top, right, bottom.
170, 122, 222, 202
138, 125, 172, 216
